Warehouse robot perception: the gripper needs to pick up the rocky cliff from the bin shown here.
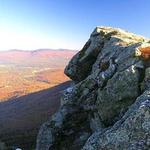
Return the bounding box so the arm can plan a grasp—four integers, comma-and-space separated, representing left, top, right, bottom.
36, 27, 150, 150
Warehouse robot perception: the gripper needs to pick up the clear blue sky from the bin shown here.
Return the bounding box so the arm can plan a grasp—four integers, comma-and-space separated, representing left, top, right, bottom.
0, 0, 150, 50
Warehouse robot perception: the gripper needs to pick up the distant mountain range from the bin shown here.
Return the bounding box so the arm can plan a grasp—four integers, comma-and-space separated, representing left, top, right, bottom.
0, 49, 78, 68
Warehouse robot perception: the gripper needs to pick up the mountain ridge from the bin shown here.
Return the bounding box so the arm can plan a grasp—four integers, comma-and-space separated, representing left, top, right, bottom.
0, 48, 78, 53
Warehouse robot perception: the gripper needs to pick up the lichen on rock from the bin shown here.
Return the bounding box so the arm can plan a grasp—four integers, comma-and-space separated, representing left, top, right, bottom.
36, 26, 150, 150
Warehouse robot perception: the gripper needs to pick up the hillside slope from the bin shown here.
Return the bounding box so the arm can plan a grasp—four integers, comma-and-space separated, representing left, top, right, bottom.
0, 81, 72, 149
0, 49, 77, 101
36, 27, 150, 150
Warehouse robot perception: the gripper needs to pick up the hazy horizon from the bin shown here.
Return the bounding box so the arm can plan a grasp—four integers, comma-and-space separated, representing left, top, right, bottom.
0, 48, 78, 52
0, 0, 150, 51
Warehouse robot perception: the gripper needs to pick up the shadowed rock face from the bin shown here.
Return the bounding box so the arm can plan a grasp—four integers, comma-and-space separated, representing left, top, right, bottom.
36, 27, 150, 150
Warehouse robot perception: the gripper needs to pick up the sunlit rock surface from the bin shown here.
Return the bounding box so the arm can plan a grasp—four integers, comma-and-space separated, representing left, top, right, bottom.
36, 27, 150, 150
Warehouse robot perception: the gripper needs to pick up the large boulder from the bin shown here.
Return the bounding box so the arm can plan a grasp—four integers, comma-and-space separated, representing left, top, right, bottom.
36, 27, 150, 150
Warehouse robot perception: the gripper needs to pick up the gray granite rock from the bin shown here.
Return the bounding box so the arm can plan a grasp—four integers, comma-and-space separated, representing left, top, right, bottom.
36, 26, 150, 150
83, 90, 150, 150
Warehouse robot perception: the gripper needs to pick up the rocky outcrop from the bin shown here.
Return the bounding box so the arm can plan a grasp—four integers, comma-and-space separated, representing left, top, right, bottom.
36, 27, 150, 150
